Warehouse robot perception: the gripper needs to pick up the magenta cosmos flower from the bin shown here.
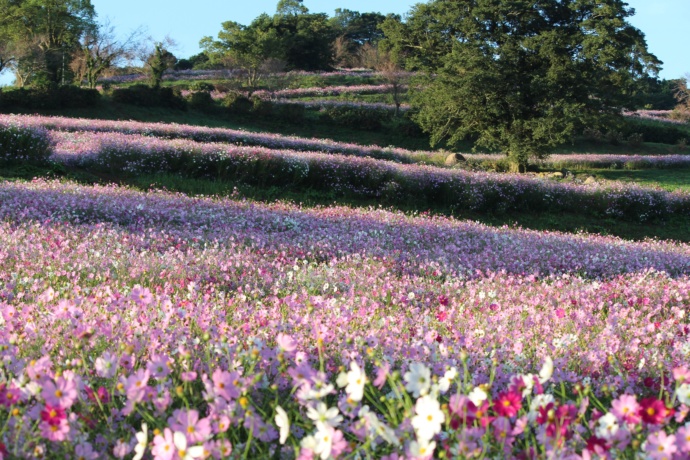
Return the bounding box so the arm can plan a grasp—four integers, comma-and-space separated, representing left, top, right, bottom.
494, 391, 522, 418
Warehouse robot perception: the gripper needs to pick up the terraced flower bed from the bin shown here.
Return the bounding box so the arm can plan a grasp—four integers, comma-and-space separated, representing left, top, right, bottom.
1, 179, 689, 458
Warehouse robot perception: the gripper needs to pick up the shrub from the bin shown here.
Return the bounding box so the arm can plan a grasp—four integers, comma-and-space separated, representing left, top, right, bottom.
627, 132, 644, 148
322, 106, 389, 131
275, 103, 305, 122
251, 97, 274, 117
187, 91, 215, 110
0, 86, 100, 110
111, 84, 187, 110
189, 81, 215, 92
390, 117, 424, 138
621, 119, 689, 144
221, 93, 253, 114
0, 123, 52, 166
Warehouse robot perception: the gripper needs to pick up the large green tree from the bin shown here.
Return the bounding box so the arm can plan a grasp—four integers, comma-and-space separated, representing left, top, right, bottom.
3, 0, 96, 84
201, 1, 334, 76
382, 0, 660, 170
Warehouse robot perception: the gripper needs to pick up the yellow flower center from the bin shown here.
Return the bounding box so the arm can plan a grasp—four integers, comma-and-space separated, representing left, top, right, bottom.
427, 415, 433, 421
55, 390, 63, 398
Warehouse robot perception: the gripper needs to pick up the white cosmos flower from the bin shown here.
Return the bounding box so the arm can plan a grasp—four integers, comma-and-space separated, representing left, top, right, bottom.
409, 439, 436, 459
275, 406, 290, 445
173, 431, 205, 460
676, 383, 690, 406
411, 395, 445, 442
132, 423, 148, 460
313, 424, 335, 460
595, 412, 620, 440
345, 361, 366, 402
404, 362, 431, 398
306, 402, 343, 428
359, 405, 400, 446
438, 367, 457, 394
468, 386, 488, 407
538, 356, 553, 384
304, 383, 335, 400
520, 374, 535, 397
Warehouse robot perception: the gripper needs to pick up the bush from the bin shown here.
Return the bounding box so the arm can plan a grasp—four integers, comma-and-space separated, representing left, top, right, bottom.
186, 91, 215, 110
111, 84, 187, 110
0, 123, 52, 166
321, 106, 389, 131
189, 81, 215, 92
251, 97, 274, 117
221, 93, 253, 114
275, 103, 305, 122
0, 86, 100, 110
390, 117, 425, 138
621, 119, 689, 144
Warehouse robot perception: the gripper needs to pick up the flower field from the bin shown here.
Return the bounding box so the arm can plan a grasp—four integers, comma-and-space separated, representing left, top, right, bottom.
1, 175, 690, 459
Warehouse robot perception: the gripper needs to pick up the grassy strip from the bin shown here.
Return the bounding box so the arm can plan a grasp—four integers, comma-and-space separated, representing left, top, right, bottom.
574, 168, 690, 193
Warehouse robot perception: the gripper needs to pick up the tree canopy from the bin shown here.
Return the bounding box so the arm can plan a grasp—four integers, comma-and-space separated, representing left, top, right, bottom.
382, 0, 660, 170
1, 0, 96, 84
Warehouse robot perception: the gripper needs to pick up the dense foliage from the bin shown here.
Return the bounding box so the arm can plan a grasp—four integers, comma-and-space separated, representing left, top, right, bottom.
381, 0, 661, 171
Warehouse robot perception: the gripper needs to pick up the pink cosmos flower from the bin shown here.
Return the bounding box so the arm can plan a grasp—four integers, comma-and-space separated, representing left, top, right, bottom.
494, 391, 521, 417
95, 351, 119, 378
639, 398, 670, 425
123, 368, 150, 402
211, 368, 240, 401
85, 386, 110, 404
152, 428, 175, 460
276, 333, 298, 353
168, 409, 212, 444
645, 431, 677, 459
492, 417, 515, 446
0, 383, 21, 407
611, 394, 641, 425
130, 285, 154, 305
373, 363, 390, 389
147, 354, 172, 380
40, 404, 66, 426
41, 377, 78, 409
181, 371, 197, 382
209, 439, 232, 458
677, 424, 690, 453
674, 366, 690, 384
113, 439, 132, 459
40, 418, 70, 442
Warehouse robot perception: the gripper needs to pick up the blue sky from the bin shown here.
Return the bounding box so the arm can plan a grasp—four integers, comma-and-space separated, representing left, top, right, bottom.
1, 0, 687, 85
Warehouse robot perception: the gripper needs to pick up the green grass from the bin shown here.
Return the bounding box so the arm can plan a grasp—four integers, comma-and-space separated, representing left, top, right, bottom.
575, 168, 690, 193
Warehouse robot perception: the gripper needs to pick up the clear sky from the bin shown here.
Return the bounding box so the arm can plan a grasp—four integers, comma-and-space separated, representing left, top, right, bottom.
1, 0, 687, 85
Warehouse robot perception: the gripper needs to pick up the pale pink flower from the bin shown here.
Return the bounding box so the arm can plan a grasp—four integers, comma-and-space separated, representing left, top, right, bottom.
40, 418, 70, 442
41, 377, 77, 409
168, 409, 212, 444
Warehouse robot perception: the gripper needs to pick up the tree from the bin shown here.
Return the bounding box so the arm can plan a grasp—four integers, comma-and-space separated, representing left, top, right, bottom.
8, 35, 46, 87
329, 9, 388, 67
276, 0, 308, 16
201, 18, 282, 92
385, 0, 660, 171
142, 39, 177, 89
201, 2, 335, 77
673, 75, 690, 122
6, 0, 96, 84
70, 20, 142, 88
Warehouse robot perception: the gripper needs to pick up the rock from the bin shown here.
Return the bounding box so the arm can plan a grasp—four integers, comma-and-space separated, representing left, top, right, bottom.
444, 153, 467, 166
550, 172, 564, 179
584, 176, 597, 185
